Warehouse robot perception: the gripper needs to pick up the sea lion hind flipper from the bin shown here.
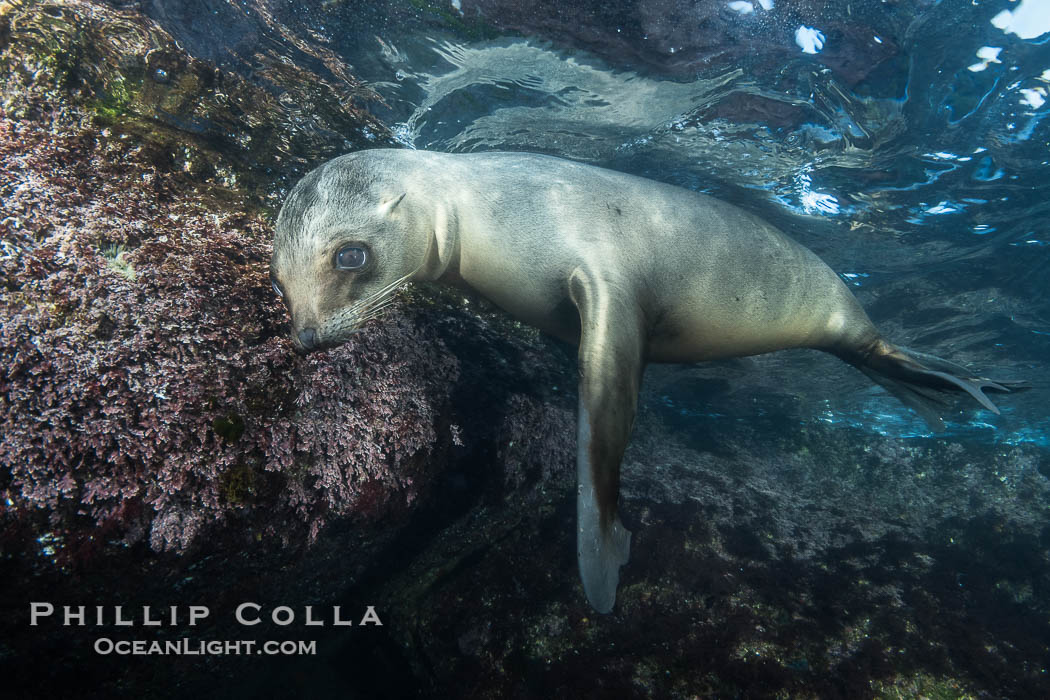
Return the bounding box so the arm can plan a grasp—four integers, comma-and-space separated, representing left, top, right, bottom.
858, 343, 1026, 431
569, 268, 644, 613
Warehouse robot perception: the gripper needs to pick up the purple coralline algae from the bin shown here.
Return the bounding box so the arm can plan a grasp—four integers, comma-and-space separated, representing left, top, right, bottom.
0, 94, 458, 564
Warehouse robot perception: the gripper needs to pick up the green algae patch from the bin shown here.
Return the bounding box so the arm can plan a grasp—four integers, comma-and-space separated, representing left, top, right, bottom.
212, 412, 246, 443
872, 673, 978, 700
99, 244, 137, 281
219, 462, 256, 505
408, 0, 500, 41
92, 75, 134, 120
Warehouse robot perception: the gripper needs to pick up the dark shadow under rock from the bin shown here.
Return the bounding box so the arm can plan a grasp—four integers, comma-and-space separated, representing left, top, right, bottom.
317, 411, 1049, 700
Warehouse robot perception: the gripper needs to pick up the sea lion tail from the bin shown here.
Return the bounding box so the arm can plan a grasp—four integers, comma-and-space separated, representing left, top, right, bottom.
853, 341, 1025, 431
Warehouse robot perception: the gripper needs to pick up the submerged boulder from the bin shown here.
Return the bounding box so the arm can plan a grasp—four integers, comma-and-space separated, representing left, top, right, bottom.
0, 0, 458, 564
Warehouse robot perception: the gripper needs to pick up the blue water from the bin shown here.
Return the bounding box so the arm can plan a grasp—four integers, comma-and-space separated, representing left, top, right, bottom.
144, 0, 1048, 444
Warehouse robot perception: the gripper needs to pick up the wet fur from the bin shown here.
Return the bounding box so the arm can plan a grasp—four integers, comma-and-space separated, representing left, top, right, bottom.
272, 149, 1022, 613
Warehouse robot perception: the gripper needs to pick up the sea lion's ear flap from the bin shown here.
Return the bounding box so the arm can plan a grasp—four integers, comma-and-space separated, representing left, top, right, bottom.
378, 192, 407, 217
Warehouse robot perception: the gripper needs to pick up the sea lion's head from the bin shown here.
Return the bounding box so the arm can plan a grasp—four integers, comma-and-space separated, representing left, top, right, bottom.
270, 154, 429, 352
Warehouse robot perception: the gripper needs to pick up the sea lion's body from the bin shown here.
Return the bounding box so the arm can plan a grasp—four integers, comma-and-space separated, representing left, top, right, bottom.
416, 151, 874, 362
271, 149, 1017, 613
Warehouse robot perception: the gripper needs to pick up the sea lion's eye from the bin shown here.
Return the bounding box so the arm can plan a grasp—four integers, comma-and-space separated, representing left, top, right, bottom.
335, 245, 368, 270
271, 277, 284, 298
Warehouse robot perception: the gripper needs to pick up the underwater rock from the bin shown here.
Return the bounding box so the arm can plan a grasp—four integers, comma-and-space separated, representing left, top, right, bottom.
116, 0, 901, 136
353, 406, 1050, 700
452, 0, 899, 82
0, 0, 395, 206
0, 109, 461, 561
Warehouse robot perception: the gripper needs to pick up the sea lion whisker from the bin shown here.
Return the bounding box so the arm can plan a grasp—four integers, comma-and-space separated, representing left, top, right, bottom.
350, 299, 397, 324
360, 280, 401, 304
358, 282, 412, 314
351, 273, 413, 313
351, 295, 398, 322
362, 298, 400, 317
352, 314, 380, 328
357, 294, 397, 315
364, 294, 401, 311
347, 293, 390, 318
355, 309, 390, 325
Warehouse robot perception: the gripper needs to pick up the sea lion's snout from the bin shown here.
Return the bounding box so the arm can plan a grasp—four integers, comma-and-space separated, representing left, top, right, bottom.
297, 327, 318, 353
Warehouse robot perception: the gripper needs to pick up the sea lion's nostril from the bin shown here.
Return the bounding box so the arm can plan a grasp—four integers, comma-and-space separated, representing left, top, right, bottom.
298, 327, 317, 351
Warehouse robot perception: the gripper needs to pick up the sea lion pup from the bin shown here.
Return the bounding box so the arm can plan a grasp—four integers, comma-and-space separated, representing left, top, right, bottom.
270, 149, 1021, 613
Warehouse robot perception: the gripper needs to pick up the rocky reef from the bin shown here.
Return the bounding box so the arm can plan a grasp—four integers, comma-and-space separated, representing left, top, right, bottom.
0, 0, 460, 565
453, 0, 900, 83
1, 2, 1048, 699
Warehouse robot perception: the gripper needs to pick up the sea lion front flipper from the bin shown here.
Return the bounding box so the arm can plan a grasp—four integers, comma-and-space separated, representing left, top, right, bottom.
569, 268, 645, 613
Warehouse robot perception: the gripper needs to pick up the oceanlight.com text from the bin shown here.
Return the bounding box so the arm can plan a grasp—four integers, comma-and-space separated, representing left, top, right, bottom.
93, 638, 317, 656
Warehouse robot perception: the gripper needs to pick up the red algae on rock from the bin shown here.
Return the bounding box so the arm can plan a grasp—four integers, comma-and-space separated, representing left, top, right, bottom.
0, 0, 472, 565
0, 97, 457, 564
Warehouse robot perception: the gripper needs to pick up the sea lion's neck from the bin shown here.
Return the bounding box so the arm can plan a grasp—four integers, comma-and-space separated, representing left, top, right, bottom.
418, 198, 461, 284
390, 151, 460, 285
